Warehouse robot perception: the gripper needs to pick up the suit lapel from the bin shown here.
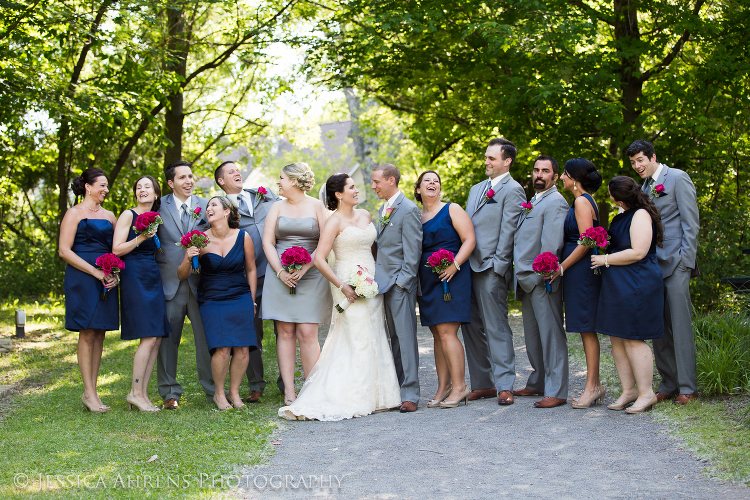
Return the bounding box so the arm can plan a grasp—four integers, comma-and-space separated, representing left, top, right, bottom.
378, 192, 402, 237
163, 194, 182, 234
518, 186, 557, 228
472, 177, 507, 216
187, 195, 201, 232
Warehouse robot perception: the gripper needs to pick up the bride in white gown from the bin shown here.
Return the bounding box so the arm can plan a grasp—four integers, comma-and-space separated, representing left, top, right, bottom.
278, 173, 401, 421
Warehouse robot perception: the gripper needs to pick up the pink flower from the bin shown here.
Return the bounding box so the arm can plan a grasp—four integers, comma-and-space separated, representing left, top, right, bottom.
95, 253, 125, 275
486, 189, 495, 199
193, 207, 201, 215
655, 184, 664, 194
257, 186, 268, 196
532, 251, 559, 275
520, 202, 533, 213
426, 248, 455, 272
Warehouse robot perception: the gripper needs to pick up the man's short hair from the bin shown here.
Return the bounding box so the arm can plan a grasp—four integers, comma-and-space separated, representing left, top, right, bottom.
534, 155, 559, 175
625, 139, 656, 160
373, 163, 401, 185
165, 160, 191, 182
488, 138, 517, 167
214, 160, 235, 185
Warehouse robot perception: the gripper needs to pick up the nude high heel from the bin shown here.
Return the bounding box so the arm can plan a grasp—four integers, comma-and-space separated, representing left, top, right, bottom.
572, 386, 606, 409
427, 385, 452, 408
439, 386, 471, 408
625, 395, 659, 414
81, 394, 108, 413
126, 394, 161, 412
607, 393, 639, 411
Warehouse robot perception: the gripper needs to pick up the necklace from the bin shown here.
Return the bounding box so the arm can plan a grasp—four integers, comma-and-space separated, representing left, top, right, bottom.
83, 202, 101, 212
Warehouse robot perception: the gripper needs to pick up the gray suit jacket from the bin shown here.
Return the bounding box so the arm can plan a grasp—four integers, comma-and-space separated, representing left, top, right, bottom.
234, 188, 279, 279
155, 194, 208, 300
513, 186, 569, 294
466, 175, 526, 282
642, 165, 699, 278
374, 192, 423, 294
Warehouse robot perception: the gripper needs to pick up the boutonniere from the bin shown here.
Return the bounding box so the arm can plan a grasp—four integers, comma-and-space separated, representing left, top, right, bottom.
520, 201, 533, 214
650, 184, 666, 198
256, 186, 268, 201
378, 207, 395, 226
191, 207, 202, 220
476, 188, 496, 211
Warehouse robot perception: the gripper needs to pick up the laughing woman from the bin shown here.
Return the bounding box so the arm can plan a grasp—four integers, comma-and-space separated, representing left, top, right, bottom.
59, 168, 119, 412
178, 197, 258, 410
112, 175, 171, 412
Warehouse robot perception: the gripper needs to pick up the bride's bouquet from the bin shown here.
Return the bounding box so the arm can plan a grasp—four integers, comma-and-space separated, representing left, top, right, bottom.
335, 265, 379, 313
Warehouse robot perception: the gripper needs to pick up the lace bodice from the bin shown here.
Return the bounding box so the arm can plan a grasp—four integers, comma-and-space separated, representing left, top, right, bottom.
332, 222, 377, 280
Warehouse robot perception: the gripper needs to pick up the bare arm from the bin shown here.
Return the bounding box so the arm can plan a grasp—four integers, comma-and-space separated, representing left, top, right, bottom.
550, 196, 596, 282
591, 209, 653, 268
243, 232, 258, 314
59, 208, 113, 287
112, 210, 155, 257
440, 204, 476, 282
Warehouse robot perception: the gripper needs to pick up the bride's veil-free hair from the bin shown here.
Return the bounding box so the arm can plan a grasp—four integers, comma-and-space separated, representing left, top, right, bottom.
325, 173, 350, 211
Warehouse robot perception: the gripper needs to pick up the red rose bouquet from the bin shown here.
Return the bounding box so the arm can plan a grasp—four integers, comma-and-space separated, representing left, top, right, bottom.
280, 246, 312, 294
532, 251, 559, 292
425, 248, 456, 301
132, 211, 163, 252
95, 253, 125, 300
177, 230, 210, 273
578, 227, 610, 274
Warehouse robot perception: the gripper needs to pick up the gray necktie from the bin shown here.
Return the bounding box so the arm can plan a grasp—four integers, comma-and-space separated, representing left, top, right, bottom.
237, 194, 250, 216
643, 177, 653, 192
180, 203, 189, 233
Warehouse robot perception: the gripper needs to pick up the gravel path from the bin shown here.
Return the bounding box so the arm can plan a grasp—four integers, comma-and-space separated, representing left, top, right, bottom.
237, 314, 747, 499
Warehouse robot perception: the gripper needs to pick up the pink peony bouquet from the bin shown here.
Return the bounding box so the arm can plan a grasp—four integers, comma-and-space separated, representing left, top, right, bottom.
578, 227, 610, 274
176, 230, 210, 273
132, 211, 163, 252
335, 265, 379, 313
95, 253, 125, 300
425, 248, 456, 301
280, 246, 312, 294
532, 251, 559, 292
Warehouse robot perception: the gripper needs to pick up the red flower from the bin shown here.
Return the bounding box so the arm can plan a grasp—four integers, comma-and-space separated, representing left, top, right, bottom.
280, 246, 311, 268
579, 227, 610, 249
426, 248, 455, 272
520, 202, 533, 213
193, 207, 201, 215
257, 186, 268, 196
486, 189, 495, 199
532, 251, 559, 275
95, 253, 125, 275
655, 184, 665, 194
178, 230, 210, 248
133, 211, 162, 232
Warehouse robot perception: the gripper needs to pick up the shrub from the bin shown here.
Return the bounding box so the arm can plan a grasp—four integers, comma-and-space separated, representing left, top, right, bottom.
694, 310, 750, 396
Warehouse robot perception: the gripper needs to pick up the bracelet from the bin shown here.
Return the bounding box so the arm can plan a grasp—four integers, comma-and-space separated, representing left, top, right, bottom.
276, 269, 283, 278
604, 255, 610, 268
253, 302, 257, 307
454, 261, 460, 271
559, 264, 564, 276
135, 234, 139, 248
338, 284, 345, 292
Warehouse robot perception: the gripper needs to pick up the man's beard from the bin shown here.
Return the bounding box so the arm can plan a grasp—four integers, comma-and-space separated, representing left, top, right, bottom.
534, 179, 547, 190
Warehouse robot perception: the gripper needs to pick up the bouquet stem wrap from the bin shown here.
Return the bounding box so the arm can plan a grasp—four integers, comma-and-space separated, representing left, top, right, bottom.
176, 231, 210, 274
425, 249, 455, 302
280, 246, 312, 295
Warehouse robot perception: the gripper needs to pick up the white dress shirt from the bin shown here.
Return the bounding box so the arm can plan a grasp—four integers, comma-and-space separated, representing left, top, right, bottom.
228, 191, 253, 217
385, 191, 402, 210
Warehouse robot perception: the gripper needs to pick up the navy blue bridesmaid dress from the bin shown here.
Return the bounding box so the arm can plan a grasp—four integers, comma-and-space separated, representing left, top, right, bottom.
119, 210, 171, 340
64, 219, 120, 331
561, 193, 602, 333
198, 230, 257, 354
595, 208, 664, 340
417, 204, 471, 326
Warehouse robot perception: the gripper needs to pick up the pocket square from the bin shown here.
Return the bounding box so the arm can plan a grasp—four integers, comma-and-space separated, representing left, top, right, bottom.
487, 198, 498, 204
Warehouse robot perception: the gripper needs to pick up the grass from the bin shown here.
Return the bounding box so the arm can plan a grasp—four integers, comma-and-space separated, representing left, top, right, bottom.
566, 322, 750, 485
0, 296, 284, 499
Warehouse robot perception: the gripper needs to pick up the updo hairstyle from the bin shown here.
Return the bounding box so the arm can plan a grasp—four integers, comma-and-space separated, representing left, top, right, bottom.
132, 175, 162, 212
564, 158, 602, 193
414, 170, 441, 204
282, 162, 315, 192
325, 173, 350, 211
207, 196, 240, 229
71, 168, 108, 197
608, 176, 664, 247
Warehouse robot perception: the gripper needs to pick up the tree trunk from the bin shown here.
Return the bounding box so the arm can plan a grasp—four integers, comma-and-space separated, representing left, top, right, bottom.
163, 3, 189, 176
344, 87, 379, 209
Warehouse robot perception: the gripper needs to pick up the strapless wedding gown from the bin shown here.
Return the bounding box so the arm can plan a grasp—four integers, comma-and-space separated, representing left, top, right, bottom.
279, 223, 401, 421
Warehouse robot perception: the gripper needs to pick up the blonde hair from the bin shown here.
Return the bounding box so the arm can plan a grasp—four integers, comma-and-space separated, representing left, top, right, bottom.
282, 162, 315, 192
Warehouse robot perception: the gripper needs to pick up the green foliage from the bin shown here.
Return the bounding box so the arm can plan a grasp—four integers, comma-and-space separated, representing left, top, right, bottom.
0, 239, 63, 298
694, 310, 750, 396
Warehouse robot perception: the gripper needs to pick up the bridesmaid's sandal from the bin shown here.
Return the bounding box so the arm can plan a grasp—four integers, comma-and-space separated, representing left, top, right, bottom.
230, 398, 246, 409
81, 394, 108, 413
213, 395, 232, 411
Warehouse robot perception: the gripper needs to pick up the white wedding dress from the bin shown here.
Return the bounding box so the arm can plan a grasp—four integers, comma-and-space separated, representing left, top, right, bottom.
279, 223, 402, 421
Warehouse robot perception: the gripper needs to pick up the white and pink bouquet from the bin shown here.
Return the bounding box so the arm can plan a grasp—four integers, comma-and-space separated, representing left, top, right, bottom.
335, 265, 379, 313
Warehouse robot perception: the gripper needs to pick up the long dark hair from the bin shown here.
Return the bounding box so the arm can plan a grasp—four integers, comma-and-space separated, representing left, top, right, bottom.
133, 175, 162, 212
608, 176, 664, 247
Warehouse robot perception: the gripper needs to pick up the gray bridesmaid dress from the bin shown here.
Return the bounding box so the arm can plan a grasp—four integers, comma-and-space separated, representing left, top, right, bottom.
261, 216, 333, 323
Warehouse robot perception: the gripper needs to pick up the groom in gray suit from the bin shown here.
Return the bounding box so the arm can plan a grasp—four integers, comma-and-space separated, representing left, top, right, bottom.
627, 140, 700, 405
155, 160, 215, 410
512, 156, 570, 408
215, 160, 280, 403
462, 138, 526, 405
372, 163, 423, 412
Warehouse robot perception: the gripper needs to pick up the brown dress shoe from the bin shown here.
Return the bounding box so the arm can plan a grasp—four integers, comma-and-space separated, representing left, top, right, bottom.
512, 387, 544, 397
497, 390, 514, 405
245, 390, 261, 403
467, 388, 497, 401
163, 398, 179, 410
674, 393, 699, 405
400, 401, 417, 413
533, 397, 566, 408
655, 392, 675, 403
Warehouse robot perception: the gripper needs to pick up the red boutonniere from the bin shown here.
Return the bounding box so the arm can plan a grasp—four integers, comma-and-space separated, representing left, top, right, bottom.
650, 184, 666, 198
485, 188, 495, 200
257, 186, 268, 200
191, 206, 201, 220
521, 201, 533, 214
